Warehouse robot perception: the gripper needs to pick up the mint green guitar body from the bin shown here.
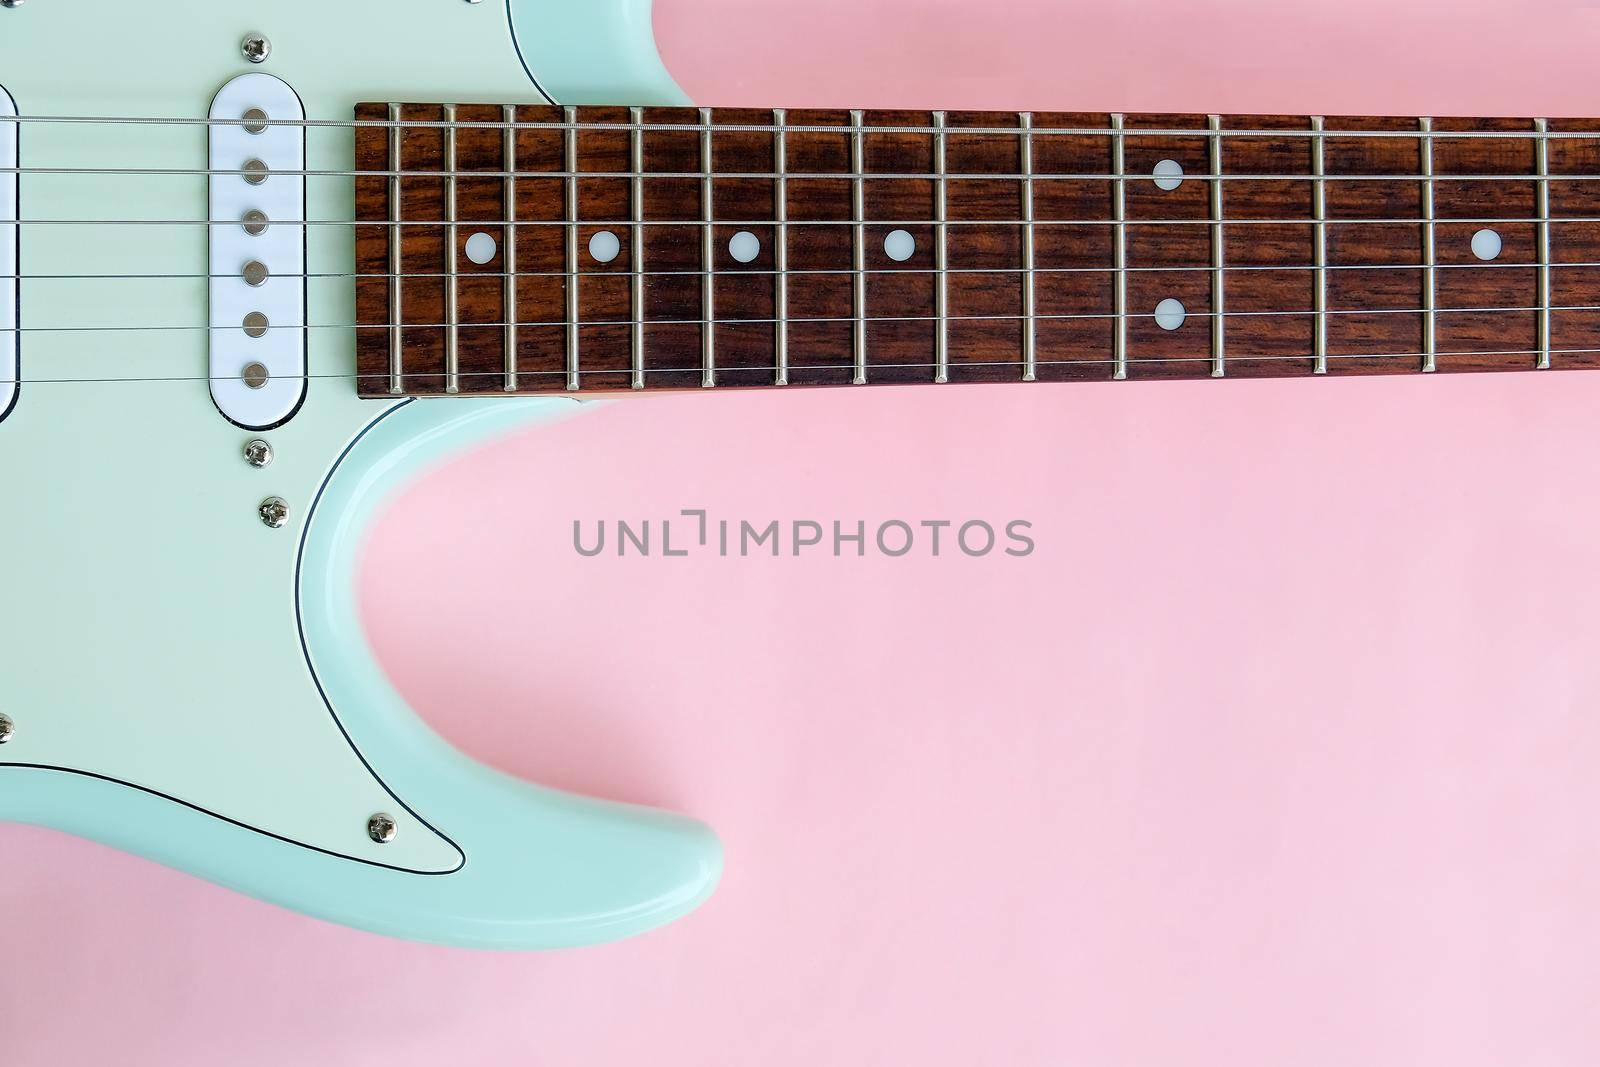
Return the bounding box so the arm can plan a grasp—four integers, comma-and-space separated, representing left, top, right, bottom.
0, 0, 722, 948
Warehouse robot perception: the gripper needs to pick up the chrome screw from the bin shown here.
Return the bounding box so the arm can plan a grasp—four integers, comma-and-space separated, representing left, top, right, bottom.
243, 439, 274, 468
1, 2, 24, 9
258, 496, 289, 528
241, 33, 271, 64
367, 813, 398, 844
0, 715, 13, 744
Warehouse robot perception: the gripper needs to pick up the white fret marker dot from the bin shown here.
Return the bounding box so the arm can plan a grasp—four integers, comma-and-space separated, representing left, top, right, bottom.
588, 230, 621, 264
1471, 228, 1502, 261
1154, 298, 1187, 330
464, 231, 498, 265
1153, 159, 1184, 191
884, 229, 916, 262
729, 230, 761, 263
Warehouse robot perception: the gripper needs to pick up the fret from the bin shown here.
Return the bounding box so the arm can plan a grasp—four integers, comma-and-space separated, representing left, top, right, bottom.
1420, 117, 1437, 372
704, 107, 778, 387
630, 106, 645, 389
386, 103, 403, 394
450, 103, 517, 393
564, 105, 579, 390
944, 111, 1025, 383
1430, 117, 1539, 372
352, 104, 393, 395
1111, 112, 1127, 379
1030, 112, 1116, 381
780, 109, 855, 386
851, 109, 867, 384
443, 104, 460, 393
1536, 117, 1551, 369
774, 108, 789, 385
1312, 115, 1328, 374
862, 110, 937, 383
933, 110, 949, 383
1208, 114, 1225, 378
507, 105, 571, 391
637, 107, 704, 388
700, 107, 716, 388
502, 105, 517, 392
574, 107, 637, 388
1217, 114, 1316, 377
1322, 116, 1426, 375
1121, 113, 1212, 379
1546, 119, 1600, 371
395, 104, 448, 391
1020, 112, 1036, 382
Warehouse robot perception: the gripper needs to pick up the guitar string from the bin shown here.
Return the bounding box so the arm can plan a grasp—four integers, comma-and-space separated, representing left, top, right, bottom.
0, 114, 1595, 139
0, 215, 1584, 226
3, 301, 1598, 334
8, 344, 1599, 388
1, 258, 1586, 281
0, 166, 1594, 181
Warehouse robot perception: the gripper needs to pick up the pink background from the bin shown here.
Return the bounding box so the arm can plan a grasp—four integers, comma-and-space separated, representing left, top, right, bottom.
7, 1, 1600, 1063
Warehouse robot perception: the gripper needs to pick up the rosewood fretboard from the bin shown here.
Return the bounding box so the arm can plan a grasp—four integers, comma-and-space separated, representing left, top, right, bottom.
353, 105, 1600, 396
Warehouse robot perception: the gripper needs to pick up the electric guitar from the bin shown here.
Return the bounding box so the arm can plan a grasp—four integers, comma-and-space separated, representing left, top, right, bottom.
0, 0, 1581, 948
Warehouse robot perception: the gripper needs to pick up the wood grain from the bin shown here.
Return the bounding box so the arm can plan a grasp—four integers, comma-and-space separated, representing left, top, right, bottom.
355, 105, 1565, 396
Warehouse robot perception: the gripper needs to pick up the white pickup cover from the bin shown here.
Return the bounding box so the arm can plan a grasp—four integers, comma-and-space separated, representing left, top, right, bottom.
208, 73, 307, 428
1, 83, 17, 421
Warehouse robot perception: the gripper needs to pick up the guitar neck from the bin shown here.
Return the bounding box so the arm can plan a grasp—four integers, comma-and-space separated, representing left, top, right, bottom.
352, 105, 1595, 396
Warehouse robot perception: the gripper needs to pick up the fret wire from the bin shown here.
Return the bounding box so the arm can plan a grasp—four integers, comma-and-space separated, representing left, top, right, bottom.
1111, 113, 1128, 380
564, 105, 580, 391
774, 108, 789, 386
443, 104, 461, 395
1312, 116, 1328, 374
386, 104, 403, 395
1209, 114, 1225, 379
630, 106, 646, 390
1536, 117, 1552, 370
933, 111, 949, 384
1420, 117, 1437, 373
851, 109, 867, 385
1020, 112, 1037, 382
502, 104, 518, 393
701, 107, 716, 388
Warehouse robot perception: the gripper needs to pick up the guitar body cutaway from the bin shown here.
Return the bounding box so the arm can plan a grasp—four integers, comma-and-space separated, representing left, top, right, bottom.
0, 0, 721, 948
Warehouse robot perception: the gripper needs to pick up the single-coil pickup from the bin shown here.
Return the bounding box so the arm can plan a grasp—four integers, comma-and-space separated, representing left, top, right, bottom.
208, 72, 307, 429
